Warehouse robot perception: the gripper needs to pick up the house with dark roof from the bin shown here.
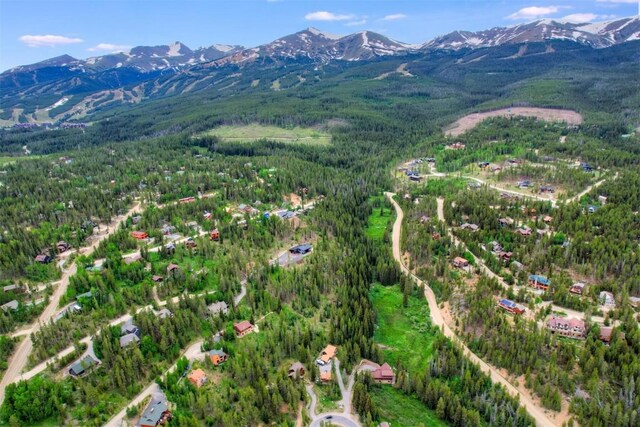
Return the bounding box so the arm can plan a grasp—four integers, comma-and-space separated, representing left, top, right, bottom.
2, 284, 23, 293
569, 282, 586, 295
289, 243, 313, 255
137, 391, 172, 427
452, 257, 469, 269
167, 263, 179, 273
69, 355, 98, 377
120, 333, 140, 348
35, 254, 52, 264
1, 300, 19, 312
207, 301, 229, 317
121, 320, 140, 337
460, 223, 480, 232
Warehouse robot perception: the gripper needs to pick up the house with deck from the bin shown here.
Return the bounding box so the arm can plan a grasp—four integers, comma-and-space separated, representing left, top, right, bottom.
208, 349, 228, 366
187, 369, 207, 388
498, 298, 526, 315
452, 257, 469, 269
68, 355, 98, 377
131, 231, 148, 240
317, 345, 337, 366
546, 317, 586, 339
234, 320, 254, 337
372, 363, 395, 384
137, 391, 172, 427
529, 274, 550, 291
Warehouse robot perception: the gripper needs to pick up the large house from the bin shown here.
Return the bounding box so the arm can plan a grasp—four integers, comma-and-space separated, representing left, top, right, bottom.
460, 223, 479, 232
234, 320, 254, 337
120, 333, 140, 348
137, 391, 172, 427
546, 317, 586, 339
569, 282, 586, 295
498, 298, 526, 315
372, 363, 395, 384
289, 243, 313, 255
69, 355, 98, 377
1, 300, 19, 312
317, 345, 337, 366
529, 274, 550, 291
599, 326, 625, 344
187, 369, 207, 388
208, 349, 228, 366
207, 301, 229, 317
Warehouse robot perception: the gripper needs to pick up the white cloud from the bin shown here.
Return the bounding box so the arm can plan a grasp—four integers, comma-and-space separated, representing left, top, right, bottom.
506, 6, 566, 20
560, 13, 600, 22
305, 11, 355, 21
596, 0, 637, 3
19, 34, 83, 48
382, 13, 407, 21
87, 43, 131, 52
346, 19, 367, 26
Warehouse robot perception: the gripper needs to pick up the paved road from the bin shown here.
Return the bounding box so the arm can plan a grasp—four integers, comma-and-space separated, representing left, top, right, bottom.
0, 202, 143, 404
310, 414, 359, 427
386, 192, 556, 427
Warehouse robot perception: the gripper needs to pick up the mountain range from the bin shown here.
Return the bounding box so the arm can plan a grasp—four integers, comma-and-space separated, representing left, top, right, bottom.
1, 16, 638, 125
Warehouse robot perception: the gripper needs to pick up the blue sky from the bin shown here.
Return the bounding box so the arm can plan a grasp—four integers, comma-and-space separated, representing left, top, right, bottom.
1, 0, 638, 71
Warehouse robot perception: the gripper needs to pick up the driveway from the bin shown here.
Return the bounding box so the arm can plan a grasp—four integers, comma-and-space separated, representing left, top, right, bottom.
310, 414, 359, 427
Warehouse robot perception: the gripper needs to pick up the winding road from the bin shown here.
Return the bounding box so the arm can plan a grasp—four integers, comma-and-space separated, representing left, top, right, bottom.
386, 192, 557, 427
0, 201, 143, 404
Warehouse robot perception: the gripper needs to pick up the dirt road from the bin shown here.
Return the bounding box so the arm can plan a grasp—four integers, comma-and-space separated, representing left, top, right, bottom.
445, 107, 583, 137
0, 202, 143, 404
386, 192, 556, 427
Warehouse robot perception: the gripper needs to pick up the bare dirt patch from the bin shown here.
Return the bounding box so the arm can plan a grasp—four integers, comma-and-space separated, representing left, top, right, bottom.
445, 107, 583, 137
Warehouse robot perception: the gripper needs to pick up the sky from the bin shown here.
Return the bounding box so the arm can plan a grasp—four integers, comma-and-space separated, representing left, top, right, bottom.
1, 0, 638, 71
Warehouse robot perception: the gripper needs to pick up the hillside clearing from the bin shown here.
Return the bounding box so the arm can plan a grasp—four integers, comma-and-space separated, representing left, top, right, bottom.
198, 124, 331, 145
445, 107, 583, 137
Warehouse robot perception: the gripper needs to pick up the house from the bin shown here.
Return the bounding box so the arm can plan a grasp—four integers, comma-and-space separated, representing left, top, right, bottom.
569, 282, 586, 295
120, 333, 140, 348
203, 211, 213, 220
498, 298, 526, 315
588, 205, 599, 214
124, 253, 142, 265
288, 362, 305, 379
68, 355, 98, 377
320, 370, 332, 382
478, 162, 490, 169
152, 275, 163, 283
546, 317, 586, 339
207, 301, 229, 317
599, 326, 624, 344
317, 345, 337, 365
131, 231, 149, 240
209, 229, 220, 241
419, 215, 431, 224
289, 243, 313, 255
165, 243, 176, 254
3, 284, 23, 293
452, 257, 469, 269
137, 391, 172, 427
498, 251, 513, 262
208, 349, 228, 366
517, 180, 532, 189
132, 215, 142, 225
543, 215, 553, 223
599, 291, 615, 308
468, 182, 482, 189
372, 363, 395, 384
460, 223, 480, 232
499, 217, 514, 227
581, 162, 593, 172
529, 274, 550, 291
598, 195, 608, 205
121, 320, 140, 337
516, 227, 532, 236
184, 238, 197, 249
1, 300, 19, 312
187, 369, 207, 388
408, 174, 422, 182
35, 254, 52, 264
156, 308, 173, 319
432, 232, 441, 240
629, 296, 640, 308
161, 224, 176, 235
57, 241, 70, 253
511, 260, 524, 270
167, 263, 179, 273
539, 186, 555, 194
234, 320, 254, 337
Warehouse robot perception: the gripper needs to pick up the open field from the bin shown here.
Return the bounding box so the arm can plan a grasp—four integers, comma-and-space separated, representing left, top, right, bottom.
445, 107, 583, 137
366, 206, 393, 242
370, 284, 436, 373
198, 124, 331, 145
371, 386, 447, 427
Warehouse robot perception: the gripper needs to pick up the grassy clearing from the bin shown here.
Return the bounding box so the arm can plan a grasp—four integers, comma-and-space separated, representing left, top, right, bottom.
371, 386, 447, 427
366, 205, 393, 241
370, 284, 437, 373
199, 124, 331, 145
314, 383, 341, 413
0, 155, 45, 166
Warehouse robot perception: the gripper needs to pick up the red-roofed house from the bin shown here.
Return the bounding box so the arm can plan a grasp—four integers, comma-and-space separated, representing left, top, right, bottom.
131, 231, 148, 240
546, 317, 586, 339
372, 363, 395, 384
234, 320, 254, 337
187, 369, 207, 388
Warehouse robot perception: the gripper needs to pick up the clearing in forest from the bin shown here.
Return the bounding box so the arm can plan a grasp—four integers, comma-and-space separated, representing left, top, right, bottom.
199, 124, 331, 145
445, 107, 583, 137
